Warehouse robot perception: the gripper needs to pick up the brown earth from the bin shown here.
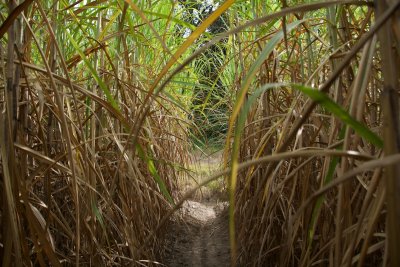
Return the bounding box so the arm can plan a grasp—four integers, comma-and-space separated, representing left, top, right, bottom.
162, 200, 230, 267
161, 149, 231, 267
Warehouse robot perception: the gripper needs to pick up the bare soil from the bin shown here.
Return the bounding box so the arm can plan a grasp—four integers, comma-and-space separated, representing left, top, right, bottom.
161, 149, 230, 267
162, 200, 230, 267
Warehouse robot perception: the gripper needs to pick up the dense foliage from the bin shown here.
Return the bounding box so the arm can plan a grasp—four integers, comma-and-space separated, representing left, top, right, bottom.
1, 0, 399, 266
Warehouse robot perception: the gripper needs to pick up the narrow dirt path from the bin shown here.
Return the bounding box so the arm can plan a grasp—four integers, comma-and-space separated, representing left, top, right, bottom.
160, 149, 231, 266
162, 200, 230, 267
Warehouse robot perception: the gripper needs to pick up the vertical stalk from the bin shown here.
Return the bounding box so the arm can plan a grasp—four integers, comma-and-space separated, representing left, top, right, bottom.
1, 1, 22, 265
327, 6, 346, 267
376, 1, 400, 267
45, 0, 58, 224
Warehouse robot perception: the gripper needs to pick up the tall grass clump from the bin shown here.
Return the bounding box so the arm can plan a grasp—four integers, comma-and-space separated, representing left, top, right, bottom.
0, 1, 194, 265
223, 1, 400, 266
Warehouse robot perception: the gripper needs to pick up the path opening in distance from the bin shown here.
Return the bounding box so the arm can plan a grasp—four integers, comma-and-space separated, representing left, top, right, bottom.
162, 149, 230, 267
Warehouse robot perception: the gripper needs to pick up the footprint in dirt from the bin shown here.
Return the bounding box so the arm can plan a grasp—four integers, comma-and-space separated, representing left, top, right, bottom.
162, 200, 230, 267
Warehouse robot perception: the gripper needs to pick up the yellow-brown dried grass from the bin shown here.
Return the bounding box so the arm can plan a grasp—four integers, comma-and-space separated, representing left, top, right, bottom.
230, 3, 400, 267
0, 3, 190, 266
